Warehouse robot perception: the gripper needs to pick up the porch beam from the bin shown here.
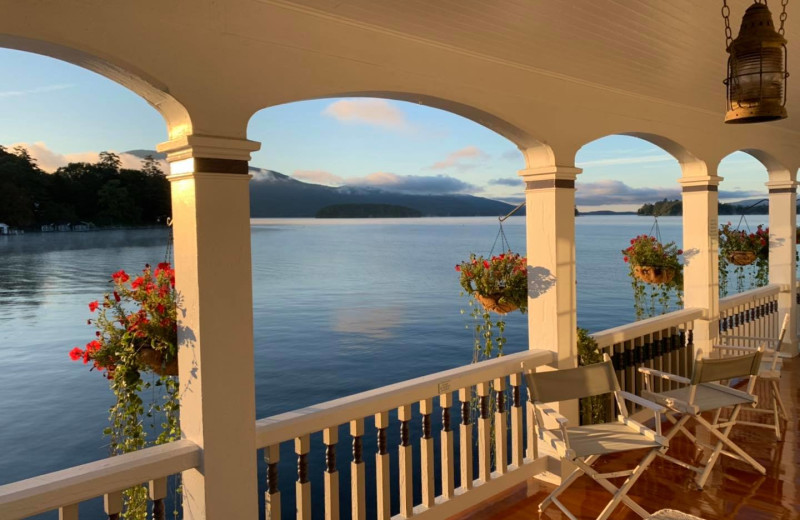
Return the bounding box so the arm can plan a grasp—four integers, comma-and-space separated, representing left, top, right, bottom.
767, 179, 798, 355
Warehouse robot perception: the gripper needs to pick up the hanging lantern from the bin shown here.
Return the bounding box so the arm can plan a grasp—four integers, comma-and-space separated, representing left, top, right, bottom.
723, 1, 789, 124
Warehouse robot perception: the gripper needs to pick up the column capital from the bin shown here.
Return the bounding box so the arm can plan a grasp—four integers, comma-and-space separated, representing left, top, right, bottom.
766, 179, 798, 192
518, 166, 581, 189
157, 134, 261, 162
678, 175, 723, 189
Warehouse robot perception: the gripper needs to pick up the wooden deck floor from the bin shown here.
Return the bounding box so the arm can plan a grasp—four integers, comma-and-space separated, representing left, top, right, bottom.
461, 357, 800, 520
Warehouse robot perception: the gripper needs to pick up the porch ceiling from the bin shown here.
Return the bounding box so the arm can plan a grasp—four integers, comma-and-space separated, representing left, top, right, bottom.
283, 0, 800, 132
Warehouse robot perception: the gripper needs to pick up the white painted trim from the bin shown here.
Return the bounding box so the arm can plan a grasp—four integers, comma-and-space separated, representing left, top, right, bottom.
592, 308, 704, 349
0, 440, 201, 520
255, 349, 555, 447
719, 285, 781, 313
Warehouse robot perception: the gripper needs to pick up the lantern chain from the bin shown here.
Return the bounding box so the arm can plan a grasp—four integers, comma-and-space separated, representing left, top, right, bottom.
779, 0, 788, 36
722, 0, 733, 48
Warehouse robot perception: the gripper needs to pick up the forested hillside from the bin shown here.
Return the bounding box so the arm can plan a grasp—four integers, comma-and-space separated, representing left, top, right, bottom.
0, 146, 170, 228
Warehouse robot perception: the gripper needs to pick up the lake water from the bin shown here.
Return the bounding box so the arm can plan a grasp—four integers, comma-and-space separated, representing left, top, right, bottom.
0, 215, 767, 518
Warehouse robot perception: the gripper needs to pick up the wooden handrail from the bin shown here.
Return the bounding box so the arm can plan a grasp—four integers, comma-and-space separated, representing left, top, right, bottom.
719, 284, 781, 313
255, 349, 555, 448
591, 308, 704, 349
0, 439, 201, 520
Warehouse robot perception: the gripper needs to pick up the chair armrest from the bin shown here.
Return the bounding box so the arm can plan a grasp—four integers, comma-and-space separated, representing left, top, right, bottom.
712, 344, 759, 353
638, 367, 691, 384
662, 396, 700, 414
534, 403, 569, 426
619, 391, 666, 413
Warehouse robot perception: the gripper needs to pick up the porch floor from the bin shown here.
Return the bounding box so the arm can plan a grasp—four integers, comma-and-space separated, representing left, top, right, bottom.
462, 357, 800, 520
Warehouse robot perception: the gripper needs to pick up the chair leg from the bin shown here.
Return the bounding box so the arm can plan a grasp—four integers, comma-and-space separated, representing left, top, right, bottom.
594, 449, 658, 520
772, 380, 789, 422
695, 413, 765, 488
539, 455, 596, 514
772, 396, 782, 441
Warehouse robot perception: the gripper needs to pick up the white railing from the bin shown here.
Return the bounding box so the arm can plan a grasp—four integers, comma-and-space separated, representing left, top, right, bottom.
255, 349, 555, 520
1, 286, 785, 520
719, 284, 781, 340
0, 439, 201, 520
588, 308, 701, 421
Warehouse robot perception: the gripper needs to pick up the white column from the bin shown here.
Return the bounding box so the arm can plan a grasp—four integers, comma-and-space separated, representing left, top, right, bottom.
767, 179, 798, 355
518, 165, 581, 423
157, 134, 261, 520
679, 174, 722, 354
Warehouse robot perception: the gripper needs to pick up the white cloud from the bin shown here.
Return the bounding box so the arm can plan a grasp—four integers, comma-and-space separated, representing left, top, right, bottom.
0, 84, 74, 98
292, 170, 345, 185
288, 168, 474, 194
577, 154, 674, 168
575, 179, 763, 206
322, 99, 411, 131
9, 142, 167, 173
428, 146, 488, 171
347, 172, 476, 194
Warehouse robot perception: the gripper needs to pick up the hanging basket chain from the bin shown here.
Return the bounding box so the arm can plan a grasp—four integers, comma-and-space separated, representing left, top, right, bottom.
780, 0, 789, 36
722, 0, 733, 48
164, 217, 174, 264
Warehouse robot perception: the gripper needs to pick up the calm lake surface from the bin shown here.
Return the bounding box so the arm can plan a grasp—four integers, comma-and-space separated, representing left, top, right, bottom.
0, 215, 768, 518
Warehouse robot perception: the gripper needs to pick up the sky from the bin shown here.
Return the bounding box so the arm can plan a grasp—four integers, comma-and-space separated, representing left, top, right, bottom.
0, 49, 771, 212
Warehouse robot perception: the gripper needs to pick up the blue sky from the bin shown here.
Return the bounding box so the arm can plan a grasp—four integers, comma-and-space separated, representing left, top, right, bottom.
0, 49, 770, 211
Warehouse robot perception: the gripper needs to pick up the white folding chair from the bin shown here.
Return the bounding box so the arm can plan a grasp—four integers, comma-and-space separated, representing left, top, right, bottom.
639, 346, 765, 490
714, 313, 791, 439
525, 354, 667, 520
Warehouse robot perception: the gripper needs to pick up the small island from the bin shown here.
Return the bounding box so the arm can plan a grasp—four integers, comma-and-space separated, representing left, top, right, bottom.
315, 203, 422, 218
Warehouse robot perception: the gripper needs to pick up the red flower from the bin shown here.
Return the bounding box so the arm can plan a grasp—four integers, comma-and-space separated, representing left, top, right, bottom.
623, 256, 629, 263
82, 350, 91, 364
88, 301, 99, 312
69, 347, 83, 361
86, 340, 102, 353
483, 260, 490, 269
157, 262, 171, 271
455, 265, 461, 272
113, 291, 121, 302
677, 249, 683, 255
131, 276, 144, 289
156, 304, 166, 314
111, 270, 130, 283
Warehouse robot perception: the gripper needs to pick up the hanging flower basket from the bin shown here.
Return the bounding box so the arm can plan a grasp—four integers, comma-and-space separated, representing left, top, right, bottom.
726, 250, 757, 266
473, 293, 519, 314
633, 265, 676, 284
137, 347, 178, 376
456, 252, 528, 315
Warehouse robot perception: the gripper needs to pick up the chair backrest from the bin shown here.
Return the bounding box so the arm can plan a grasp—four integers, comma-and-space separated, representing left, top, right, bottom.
525, 361, 619, 403
691, 349, 763, 385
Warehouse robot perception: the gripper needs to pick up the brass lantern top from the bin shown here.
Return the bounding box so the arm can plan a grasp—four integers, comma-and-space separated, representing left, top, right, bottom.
725, 2, 789, 124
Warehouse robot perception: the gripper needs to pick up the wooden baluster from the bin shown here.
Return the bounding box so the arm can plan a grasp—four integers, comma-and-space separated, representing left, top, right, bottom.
149, 478, 167, 520
375, 411, 391, 520
613, 343, 624, 416
296, 435, 311, 520
323, 427, 340, 520
440, 393, 455, 500
104, 490, 123, 520
458, 387, 473, 491
633, 337, 644, 414
476, 381, 491, 483
350, 419, 366, 520
419, 398, 435, 509
265, 444, 281, 520
493, 377, 508, 475
624, 340, 635, 399
661, 328, 671, 390
669, 327, 680, 388
652, 332, 663, 394
526, 384, 537, 460
398, 404, 414, 518
678, 328, 688, 381
509, 374, 524, 468
59, 504, 79, 520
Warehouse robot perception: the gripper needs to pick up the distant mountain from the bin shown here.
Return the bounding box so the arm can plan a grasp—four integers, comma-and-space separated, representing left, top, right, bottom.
125, 151, 518, 217
248, 167, 519, 217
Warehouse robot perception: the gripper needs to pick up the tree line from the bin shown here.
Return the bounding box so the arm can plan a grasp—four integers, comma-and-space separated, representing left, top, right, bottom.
637, 198, 771, 216
0, 146, 170, 229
